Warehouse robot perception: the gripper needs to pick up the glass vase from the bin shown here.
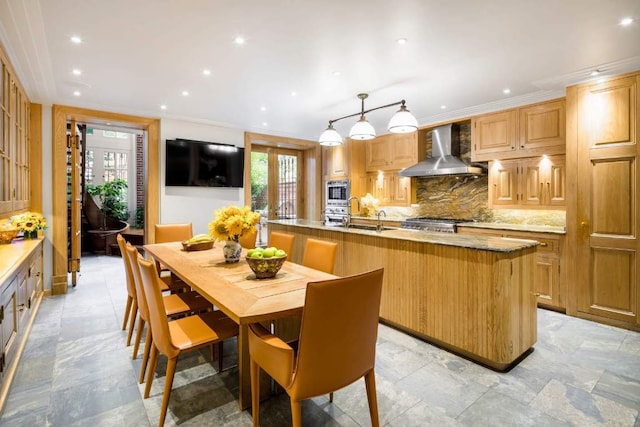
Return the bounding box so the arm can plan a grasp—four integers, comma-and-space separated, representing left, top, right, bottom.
223, 239, 242, 263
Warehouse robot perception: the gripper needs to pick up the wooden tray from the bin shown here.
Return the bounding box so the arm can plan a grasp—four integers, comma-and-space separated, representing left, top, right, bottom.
181, 240, 214, 251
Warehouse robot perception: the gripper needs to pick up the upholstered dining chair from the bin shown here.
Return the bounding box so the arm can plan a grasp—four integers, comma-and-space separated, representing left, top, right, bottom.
123, 242, 217, 371
137, 256, 239, 427
301, 238, 338, 274
239, 226, 258, 249
268, 231, 295, 257
248, 268, 384, 427
154, 223, 194, 291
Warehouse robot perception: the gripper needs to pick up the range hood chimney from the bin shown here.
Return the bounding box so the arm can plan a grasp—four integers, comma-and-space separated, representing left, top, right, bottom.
398, 124, 484, 177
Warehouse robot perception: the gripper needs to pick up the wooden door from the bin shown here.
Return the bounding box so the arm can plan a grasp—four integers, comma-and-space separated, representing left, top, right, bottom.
489, 160, 519, 206
576, 75, 639, 324
471, 110, 518, 161
68, 121, 82, 286
519, 99, 566, 153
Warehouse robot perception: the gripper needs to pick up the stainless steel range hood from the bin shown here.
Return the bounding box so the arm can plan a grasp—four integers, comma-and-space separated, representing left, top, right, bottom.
398, 124, 484, 177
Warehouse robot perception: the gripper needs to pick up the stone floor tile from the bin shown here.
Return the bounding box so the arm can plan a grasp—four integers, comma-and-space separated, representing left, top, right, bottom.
593, 371, 640, 411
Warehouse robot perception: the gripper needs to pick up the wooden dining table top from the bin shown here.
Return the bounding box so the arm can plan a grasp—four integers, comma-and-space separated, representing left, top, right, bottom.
143, 241, 337, 324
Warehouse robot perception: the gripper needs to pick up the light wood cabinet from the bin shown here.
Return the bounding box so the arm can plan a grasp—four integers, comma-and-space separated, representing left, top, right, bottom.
366, 172, 413, 206
323, 138, 366, 200
472, 99, 566, 161
489, 155, 565, 209
457, 227, 565, 310
365, 132, 420, 172
567, 72, 639, 330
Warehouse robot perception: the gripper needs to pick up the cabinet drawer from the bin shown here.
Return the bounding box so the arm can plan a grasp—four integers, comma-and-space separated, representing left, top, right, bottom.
504, 232, 558, 254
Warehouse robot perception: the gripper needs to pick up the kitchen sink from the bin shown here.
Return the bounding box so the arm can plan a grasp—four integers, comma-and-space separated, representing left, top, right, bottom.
347, 224, 394, 232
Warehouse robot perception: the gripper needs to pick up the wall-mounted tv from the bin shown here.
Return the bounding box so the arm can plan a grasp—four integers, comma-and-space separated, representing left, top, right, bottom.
165, 138, 244, 188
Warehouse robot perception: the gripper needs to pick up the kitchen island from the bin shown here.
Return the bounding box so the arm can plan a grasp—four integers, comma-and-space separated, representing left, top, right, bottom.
269, 219, 538, 371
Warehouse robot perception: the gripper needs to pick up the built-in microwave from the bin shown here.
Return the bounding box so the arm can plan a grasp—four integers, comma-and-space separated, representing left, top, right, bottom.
325, 180, 350, 206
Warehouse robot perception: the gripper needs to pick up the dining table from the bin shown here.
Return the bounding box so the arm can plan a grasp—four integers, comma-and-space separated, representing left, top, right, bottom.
143, 241, 337, 410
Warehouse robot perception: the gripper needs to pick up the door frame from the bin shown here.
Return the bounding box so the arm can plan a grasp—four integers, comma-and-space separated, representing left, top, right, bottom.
244, 132, 322, 221
51, 105, 159, 294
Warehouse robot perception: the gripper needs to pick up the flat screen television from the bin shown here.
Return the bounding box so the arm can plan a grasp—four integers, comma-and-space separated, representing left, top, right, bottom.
165, 138, 244, 188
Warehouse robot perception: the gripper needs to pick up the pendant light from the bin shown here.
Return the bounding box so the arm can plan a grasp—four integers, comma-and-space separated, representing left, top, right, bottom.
319, 93, 417, 145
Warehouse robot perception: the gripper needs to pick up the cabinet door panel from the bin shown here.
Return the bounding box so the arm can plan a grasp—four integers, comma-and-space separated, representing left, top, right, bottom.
548, 156, 566, 206
392, 176, 411, 205
536, 256, 559, 306
522, 162, 542, 206
390, 133, 418, 169
365, 136, 390, 171
519, 100, 566, 151
489, 160, 518, 206
472, 110, 517, 160
589, 80, 636, 146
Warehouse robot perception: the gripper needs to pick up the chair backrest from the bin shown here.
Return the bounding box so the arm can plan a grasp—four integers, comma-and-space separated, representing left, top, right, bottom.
137, 257, 180, 359
124, 242, 150, 323
154, 223, 193, 243
117, 234, 136, 299
301, 238, 338, 274
290, 268, 384, 400
269, 231, 295, 256
239, 226, 257, 249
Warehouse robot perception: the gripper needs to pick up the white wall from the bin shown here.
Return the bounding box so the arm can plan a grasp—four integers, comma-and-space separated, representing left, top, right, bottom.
160, 119, 245, 235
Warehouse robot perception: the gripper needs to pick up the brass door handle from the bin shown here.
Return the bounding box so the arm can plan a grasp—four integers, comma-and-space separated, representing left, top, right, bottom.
533, 292, 541, 297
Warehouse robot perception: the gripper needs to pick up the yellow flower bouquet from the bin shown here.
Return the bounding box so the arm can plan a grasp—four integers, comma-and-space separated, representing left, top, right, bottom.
208, 205, 260, 242
11, 211, 47, 238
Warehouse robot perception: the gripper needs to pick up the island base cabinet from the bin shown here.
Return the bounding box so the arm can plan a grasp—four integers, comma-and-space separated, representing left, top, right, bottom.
269, 223, 538, 371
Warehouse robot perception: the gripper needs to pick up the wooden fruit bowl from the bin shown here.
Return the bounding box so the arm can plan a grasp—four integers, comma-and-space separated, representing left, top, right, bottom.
181, 240, 214, 251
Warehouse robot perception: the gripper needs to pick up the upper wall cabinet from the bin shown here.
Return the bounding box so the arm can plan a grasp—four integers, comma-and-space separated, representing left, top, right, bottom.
365, 132, 422, 172
472, 99, 566, 161
323, 138, 366, 198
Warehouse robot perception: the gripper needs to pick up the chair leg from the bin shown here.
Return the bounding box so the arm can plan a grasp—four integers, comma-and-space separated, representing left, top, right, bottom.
122, 296, 132, 330
290, 400, 302, 427
144, 345, 159, 398
126, 300, 138, 346
217, 341, 224, 372
364, 370, 380, 427
159, 357, 178, 427
250, 358, 260, 427
139, 328, 152, 384
329, 392, 334, 402
132, 317, 145, 359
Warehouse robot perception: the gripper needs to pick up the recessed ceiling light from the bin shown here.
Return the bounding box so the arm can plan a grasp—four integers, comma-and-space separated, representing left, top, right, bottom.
73, 90, 81, 96
202, 69, 211, 76
590, 70, 600, 76
234, 36, 246, 45
503, 88, 511, 94
160, 104, 167, 110
396, 38, 408, 45
106, 122, 112, 126
70, 35, 82, 44
262, 122, 268, 127
597, 77, 606, 83
291, 91, 297, 97
181, 90, 189, 96
260, 106, 266, 112
440, 105, 447, 110
619, 17, 634, 26
72, 69, 82, 76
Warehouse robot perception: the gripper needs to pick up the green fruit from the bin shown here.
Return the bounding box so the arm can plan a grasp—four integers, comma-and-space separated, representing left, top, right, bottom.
275, 249, 286, 257
247, 249, 256, 257
262, 248, 275, 258
251, 252, 263, 259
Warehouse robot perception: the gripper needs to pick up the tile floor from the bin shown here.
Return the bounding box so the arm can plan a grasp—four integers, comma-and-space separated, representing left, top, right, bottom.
1, 254, 639, 426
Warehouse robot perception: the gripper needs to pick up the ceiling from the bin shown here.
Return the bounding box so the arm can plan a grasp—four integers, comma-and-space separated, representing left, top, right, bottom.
1, 0, 639, 141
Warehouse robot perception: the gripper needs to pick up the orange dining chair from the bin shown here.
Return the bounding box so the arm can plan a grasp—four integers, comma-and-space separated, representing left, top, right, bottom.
268, 231, 295, 256
137, 256, 239, 427
154, 223, 194, 291
239, 226, 258, 249
123, 242, 214, 369
248, 268, 384, 427
117, 234, 137, 344
301, 238, 338, 274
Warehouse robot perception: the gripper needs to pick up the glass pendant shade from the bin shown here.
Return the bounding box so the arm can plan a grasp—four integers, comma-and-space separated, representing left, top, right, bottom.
318, 124, 343, 146
349, 116, 376, 140
388, 105, 418, 133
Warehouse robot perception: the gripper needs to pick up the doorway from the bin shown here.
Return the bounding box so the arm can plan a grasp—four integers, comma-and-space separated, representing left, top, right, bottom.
250, 147, 303, 245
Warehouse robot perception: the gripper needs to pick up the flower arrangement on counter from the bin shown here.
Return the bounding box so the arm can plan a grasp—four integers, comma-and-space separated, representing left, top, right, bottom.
360, 193, 380, 217
11, 211, 47, 238
208, 205, 260, 242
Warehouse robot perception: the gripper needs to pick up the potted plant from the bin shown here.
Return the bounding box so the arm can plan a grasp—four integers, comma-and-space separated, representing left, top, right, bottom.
86, 178, 129, 229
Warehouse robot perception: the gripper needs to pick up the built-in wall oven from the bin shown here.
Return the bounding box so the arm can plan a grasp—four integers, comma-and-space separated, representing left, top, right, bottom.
324, 180, 350, 226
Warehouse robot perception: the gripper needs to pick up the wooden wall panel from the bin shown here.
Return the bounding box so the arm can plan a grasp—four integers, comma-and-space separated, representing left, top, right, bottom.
591, 159, 633, 236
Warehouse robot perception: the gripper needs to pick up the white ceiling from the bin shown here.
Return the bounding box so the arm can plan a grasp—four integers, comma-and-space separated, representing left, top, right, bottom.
1, 0, 639, 141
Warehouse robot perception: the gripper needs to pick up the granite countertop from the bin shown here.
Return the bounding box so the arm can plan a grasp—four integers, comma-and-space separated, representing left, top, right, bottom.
458, 222, 566, 234
269, 219, 538, 253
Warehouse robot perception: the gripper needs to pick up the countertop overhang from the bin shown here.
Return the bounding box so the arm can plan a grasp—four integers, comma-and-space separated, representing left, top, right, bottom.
269, 219, 538, 253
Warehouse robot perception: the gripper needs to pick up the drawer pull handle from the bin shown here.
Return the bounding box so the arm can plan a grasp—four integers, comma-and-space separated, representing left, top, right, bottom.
533, 292, 541, 297
539, 242, 548, 247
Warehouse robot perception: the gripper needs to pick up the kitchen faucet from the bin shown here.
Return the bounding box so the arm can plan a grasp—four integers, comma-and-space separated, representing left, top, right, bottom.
376, 210, 387, 232
345, 196, 360, 228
